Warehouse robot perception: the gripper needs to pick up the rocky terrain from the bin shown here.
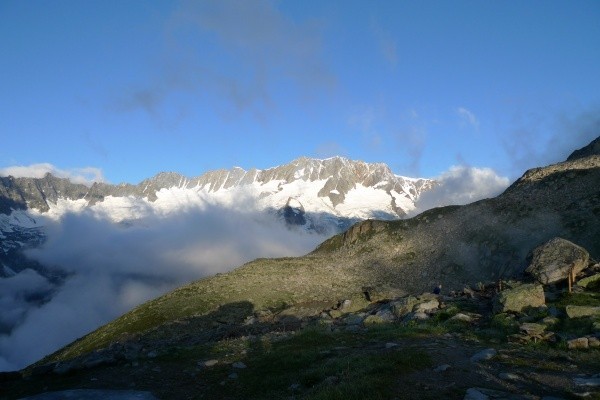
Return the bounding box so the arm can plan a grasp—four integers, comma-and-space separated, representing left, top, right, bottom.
1, 137, 599, 399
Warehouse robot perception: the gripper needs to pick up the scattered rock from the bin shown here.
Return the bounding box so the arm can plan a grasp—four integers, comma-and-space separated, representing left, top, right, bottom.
232, 361, 247, 369
493, 284, 545, 313
339, 299, 352, 310
344, 314, 364, 325
541, 316, 560, 326
519, 323, 546, 336
200, 359, 219, 367
289, 383, 301, 391
434, 364, 451, 372
526, 237, 589, 285
574, 376, 600, 387
588, 337, 600, 348
390, 296, 418, 317
567, 337, 589, 349
146, 351, 158, 359
363, 315, 385, 325
413, 299, 439, 313
228, 372, 238, 379
411, 312, 429, 320
565, 305, 600, 318
470, 348, 497, 363
498, 372, 520, 381
450, 313, 473, 323
464, 387, 530, 399
374, 308, 396, 322
385, 342, 398, 349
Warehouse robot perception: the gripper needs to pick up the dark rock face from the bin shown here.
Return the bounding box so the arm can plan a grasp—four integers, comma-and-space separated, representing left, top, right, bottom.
567, 136, 600, 161
526, 237, 590, 284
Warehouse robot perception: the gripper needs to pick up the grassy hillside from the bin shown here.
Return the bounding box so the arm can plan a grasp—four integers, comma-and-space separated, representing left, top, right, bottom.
39, 150, 600, 365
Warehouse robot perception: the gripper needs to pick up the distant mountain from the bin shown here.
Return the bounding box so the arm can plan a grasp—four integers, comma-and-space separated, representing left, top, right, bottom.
0, 156, 433, 218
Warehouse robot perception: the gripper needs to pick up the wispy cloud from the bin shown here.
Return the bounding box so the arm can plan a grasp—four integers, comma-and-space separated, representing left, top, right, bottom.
411, 165, 510, 215
0, 164, 105, 186
502, 106, 600, 176
457, 107, 479, 130
370, 18, 398, 67
114, 0, 334, 123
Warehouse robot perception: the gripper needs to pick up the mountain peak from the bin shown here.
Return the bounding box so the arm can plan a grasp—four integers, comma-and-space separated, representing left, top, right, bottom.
567, 136, 600, 161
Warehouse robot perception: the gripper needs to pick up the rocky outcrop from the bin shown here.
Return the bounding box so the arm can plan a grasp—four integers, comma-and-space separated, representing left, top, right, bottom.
526, 238, 589, 285
493, 284, 545, 313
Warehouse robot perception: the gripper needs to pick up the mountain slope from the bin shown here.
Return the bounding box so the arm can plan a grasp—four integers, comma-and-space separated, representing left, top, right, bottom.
43, 136, 600, 364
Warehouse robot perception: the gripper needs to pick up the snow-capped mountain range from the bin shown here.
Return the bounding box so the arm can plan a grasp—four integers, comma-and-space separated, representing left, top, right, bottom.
1, 156, 433, 224
0, 156, 434, 274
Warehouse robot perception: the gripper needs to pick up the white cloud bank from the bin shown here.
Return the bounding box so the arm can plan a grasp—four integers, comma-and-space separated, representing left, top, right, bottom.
411, 165, 510, 215
0, 203, 326, 371
0, 163, 105, 186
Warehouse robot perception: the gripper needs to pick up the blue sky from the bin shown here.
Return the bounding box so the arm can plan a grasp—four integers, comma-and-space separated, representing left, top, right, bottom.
1, 0, 599, 184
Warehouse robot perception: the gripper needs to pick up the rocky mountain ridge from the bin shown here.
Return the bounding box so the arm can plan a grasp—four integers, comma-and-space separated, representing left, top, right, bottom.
0, 157, 434, 218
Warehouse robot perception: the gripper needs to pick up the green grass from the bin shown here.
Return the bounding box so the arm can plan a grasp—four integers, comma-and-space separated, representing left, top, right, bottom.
214, 328, 432, 400
552, 292, 600, 308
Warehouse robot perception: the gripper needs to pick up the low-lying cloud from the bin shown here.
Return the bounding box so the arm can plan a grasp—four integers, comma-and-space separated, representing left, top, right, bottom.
411, 165, 510, 215
0, 203, 326, 371
0, 163, 105, 186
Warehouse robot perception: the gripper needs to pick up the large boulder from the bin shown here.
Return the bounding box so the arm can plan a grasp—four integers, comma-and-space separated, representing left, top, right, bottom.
565, 305, 600, 319
525, 238, 589, 285
493, 284, 545, 313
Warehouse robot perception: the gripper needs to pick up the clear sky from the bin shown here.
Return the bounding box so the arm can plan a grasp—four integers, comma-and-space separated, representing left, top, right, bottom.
1, 0, 599, 184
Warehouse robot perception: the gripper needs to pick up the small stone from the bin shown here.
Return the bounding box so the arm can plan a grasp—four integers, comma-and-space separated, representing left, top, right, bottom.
568, 337, 589, 350
385, 342, 398, 349
412, 311, 429, 320
363, 315, 385, 325
232, 361, 247, 369
588, 337, 600, 348
228, 372, 238, 379
499, 372, 520, 381
542, 316, 560, 326
146, 351, 157, 359
574, 377, 600, 387
344, 314, 364, 325
200, 359, 219, 367
450, 313, 473, 322
519, 323, 546, 336
463, 388, 489, 400
433, 364, 451, 372
413, 299, 439, 313
151, 367, 161, 373
340, 299, 352, 310
289, 383, 301, 391
470, 348, 497, 363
